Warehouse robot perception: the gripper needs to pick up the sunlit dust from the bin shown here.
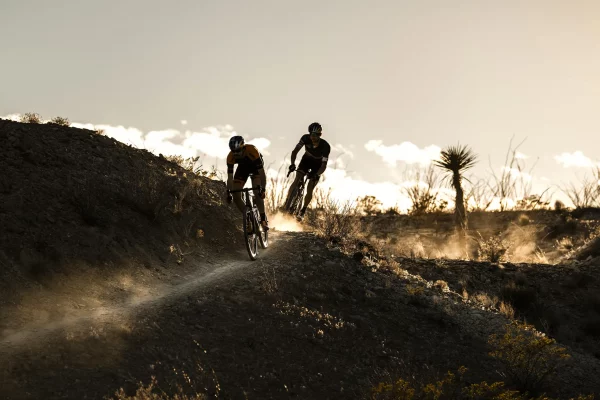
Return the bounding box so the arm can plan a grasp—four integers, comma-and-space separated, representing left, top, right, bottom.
269, 212, 304, 232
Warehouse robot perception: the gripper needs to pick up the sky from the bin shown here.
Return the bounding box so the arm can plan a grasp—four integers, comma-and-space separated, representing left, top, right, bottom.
1, 0, 599, 210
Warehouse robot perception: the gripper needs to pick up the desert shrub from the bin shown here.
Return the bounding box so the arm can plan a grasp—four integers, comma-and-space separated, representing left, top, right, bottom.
357, 195, 383, 216
433, 280, 449, 292
20, 112, 42, 124
165, 155, 204, 175
403, 166, 446, 215
311, 197, 360, 243
555, 236, 574, 252
554, 200, 565, 212
473, 293, 499, 309
49, 116, 70, 126
488, 321, 571, 393
476, 233, 510, 263
385, 206, 401, 215
370, 365, 595, 399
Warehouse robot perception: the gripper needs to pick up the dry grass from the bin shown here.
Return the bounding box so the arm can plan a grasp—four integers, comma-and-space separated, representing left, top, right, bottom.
259, 263, 279, 294
499, 301, 516, 320
109, 376, 207, 399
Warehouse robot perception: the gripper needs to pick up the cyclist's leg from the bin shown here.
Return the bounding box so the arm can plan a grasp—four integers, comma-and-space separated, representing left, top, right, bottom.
251, 175, 269, 229
232, 167, 249, 214
251, 175, 266, 216
302, 175, 319, 210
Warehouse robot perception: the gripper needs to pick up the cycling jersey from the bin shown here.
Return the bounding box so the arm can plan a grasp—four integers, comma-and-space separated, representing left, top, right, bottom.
297, 134, 331, 162
227, 144, 264, 181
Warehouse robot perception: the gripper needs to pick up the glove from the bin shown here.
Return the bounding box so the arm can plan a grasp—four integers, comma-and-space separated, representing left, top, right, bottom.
258, 186, 266, 199
288, 164, 296, 172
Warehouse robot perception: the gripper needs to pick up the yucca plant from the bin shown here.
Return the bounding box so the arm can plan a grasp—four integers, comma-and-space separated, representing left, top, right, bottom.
434, 144, 477, 232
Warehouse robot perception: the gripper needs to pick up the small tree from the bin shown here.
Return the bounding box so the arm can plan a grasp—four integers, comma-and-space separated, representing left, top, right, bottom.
357, 195, 383, 216
434, 144, 477, 232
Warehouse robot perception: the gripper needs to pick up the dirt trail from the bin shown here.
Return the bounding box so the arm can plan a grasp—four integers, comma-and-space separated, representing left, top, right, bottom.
0, 233, 283, 352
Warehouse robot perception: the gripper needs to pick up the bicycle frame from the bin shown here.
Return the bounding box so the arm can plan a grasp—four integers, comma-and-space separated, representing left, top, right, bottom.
285, 169, 312, 216
228, 185, 268, 260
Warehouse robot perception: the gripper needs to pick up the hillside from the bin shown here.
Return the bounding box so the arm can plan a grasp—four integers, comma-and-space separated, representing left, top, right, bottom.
1, 119, 600, 399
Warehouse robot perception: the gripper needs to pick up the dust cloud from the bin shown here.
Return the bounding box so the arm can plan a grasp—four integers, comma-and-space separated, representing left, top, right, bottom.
269, 212, 304, 232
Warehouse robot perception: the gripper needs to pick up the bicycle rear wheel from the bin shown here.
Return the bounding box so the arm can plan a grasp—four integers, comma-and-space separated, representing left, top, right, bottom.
244, 211, 258, 260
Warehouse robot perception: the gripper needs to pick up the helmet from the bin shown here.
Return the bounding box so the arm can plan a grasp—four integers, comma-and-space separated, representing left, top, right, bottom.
229, 135, 244, 152
308, 122, 322, 135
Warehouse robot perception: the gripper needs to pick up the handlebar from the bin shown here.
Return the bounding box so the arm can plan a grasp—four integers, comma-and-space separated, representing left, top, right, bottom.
286, 169, 317, 180
228, 186, 263, 194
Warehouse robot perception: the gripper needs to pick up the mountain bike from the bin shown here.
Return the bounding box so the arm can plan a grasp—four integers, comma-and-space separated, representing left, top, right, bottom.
229, 186, 268, 261
284, 169, 310, 219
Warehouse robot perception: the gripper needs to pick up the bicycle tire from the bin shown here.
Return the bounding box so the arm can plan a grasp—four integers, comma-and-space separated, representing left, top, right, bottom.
243, 210, 258, 260
284, 186, 298, 213
257, 210, 269, 249
291, 186, 304, 217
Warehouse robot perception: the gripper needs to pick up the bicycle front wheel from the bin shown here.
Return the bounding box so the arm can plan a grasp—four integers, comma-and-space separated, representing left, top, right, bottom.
259, 217, 269, 249
244, 211, 259, 260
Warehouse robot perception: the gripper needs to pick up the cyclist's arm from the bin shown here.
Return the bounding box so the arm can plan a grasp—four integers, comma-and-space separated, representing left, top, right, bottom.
226, 152, 235, 190
316, 142, 331, 176
290, 135, 308, 165
248, 146, 268, 190
257, 167, 267, 190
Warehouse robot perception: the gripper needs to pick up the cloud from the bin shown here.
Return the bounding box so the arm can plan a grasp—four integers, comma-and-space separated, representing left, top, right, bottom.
501, 166, 532, 182
365, 140, 441, 167
68, 121, 271, 161
319, 167, 441, 212
554, 151, 599, 168
332, 143, 355, 159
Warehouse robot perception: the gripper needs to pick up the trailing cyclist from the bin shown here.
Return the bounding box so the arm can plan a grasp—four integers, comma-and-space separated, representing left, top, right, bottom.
225, 136, 269, 231
285, 122, 331, 221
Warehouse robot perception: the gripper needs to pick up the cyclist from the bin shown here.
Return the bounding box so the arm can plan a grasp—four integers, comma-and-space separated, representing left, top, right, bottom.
225, 136, 269, 231
285, 122, 331, 221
